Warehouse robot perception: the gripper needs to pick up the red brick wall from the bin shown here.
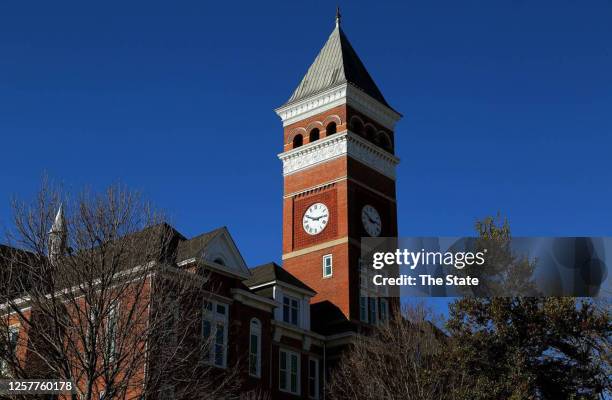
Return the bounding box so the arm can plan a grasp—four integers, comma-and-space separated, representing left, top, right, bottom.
292, 188, 338, 250
228, 297, 274, 392
347, 105, 395, 154
283, 178, 349, 255
283, 156, 347, 196
284, 243, 350, 317
281, 103, 399, 322
283, 105, 348, 151
271, 341, 324, 400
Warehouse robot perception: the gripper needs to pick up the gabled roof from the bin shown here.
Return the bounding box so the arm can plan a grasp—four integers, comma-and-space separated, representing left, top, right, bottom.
0, 244, 38, 300
284, 23, 389, 108
176, 227, 224, 262
176, 226, 251, 279
245, 262, 316, 295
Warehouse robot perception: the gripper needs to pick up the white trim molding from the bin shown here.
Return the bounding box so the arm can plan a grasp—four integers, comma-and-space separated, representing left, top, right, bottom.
274, 83, 402, 130
278, 131, 400, 180
275, 85, 348, 127
231, 288, 279, 312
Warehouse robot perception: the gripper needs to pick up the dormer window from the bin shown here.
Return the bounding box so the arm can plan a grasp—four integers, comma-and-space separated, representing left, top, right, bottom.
283, 295, 300, 326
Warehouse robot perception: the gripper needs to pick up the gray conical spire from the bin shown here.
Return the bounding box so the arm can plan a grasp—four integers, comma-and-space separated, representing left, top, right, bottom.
48, 204, 67, 263
283, 15, 390, 108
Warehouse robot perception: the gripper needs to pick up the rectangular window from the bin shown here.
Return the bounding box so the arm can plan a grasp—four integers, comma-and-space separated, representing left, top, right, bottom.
279, 349, 300, 395
164, 300, 180, 346
86, 308, 96, 345
249, 319, 261, 378
308, 358, 319, 399
380, 298, 389, 323
322, 254, 333, 278
1, 326, 19, 375
368, 298, 378, 325
282, 296, 300, 326
106, 302, 119, 361
359, 258, 367, 288
202, 300, 228, 368
359, 296, 368, 322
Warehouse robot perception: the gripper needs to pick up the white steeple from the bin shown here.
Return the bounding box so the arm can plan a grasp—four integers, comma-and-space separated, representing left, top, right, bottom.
48, 204, 67, 264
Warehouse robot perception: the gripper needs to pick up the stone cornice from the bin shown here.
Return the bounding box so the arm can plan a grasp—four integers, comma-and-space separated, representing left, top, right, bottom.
275, 83, 402, 130
345, 85, 403, 130
275, 85, 348, 127
277, 131, 400, 179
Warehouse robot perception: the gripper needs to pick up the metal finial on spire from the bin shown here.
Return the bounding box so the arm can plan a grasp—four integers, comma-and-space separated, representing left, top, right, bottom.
335, 6, 341, 27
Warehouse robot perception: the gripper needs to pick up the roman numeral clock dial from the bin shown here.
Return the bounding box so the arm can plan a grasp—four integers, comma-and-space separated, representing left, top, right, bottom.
302, 203, 329, 235
361, 204, 382, 237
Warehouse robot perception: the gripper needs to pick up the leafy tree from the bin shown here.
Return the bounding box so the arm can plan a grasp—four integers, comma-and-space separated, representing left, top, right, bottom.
446, 217, 611, 399
456, 214, 539, 297
327, 215, 610, 400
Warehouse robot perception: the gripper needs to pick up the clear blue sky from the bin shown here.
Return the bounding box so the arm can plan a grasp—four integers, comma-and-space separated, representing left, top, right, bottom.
1, 1, 611, 273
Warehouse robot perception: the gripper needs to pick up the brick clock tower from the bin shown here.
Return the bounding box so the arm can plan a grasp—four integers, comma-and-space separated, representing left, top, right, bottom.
275, 13, 402, 327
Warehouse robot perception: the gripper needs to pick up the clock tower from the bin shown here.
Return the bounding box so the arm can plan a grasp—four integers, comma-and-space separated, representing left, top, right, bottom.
275, 12, 401, 325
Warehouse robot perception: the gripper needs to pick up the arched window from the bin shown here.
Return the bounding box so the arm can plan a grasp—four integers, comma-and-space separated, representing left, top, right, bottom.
378, 132, 392, 152
326, 122, 337, 136
292, 134, 303, 148
213, 257, 225, 266
350, 117, 363, 135
365, 125, 376, 142
249, 318, 261, 378
309, 128, 320, 143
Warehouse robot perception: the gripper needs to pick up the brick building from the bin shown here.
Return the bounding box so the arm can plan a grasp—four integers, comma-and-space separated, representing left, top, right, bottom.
1, 12, 401, 400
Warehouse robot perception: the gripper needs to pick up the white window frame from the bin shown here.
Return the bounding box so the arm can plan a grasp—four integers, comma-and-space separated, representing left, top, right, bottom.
1, 325, 19, 375
279, 349, 300, 395
86, 308, 96, 345
359, 258, 387, 325
106, 302, 120, 362
282, 295, 300, 326
202, 300, 229, 368
308, 357, 319, 399
249, 318, 262, 378
322, 254, 333, 278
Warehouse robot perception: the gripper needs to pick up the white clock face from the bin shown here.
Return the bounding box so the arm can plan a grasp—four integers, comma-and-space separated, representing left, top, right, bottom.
361, 205, 382, 237
302, 203, 329, 235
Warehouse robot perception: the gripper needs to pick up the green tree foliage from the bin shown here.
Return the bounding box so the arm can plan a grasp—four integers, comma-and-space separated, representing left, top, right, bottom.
457, 214, 539, 296
328, 215, 611, 400
446, 217, 611, 399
